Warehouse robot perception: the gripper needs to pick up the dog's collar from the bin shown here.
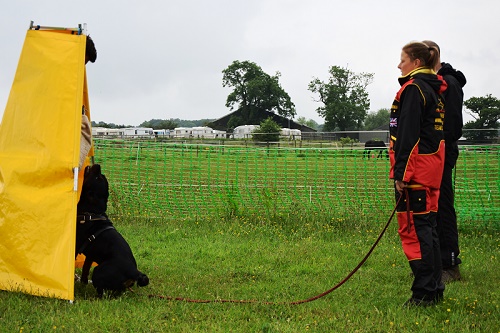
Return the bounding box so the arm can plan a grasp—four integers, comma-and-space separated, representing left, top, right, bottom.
77, 225, 115, 255
77, 213, 107, 224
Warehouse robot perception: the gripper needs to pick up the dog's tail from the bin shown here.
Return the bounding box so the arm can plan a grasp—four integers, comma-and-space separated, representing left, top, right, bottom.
137, 273, 149, 287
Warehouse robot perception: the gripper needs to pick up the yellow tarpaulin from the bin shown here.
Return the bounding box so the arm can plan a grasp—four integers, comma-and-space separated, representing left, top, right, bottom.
0, 29, 89, 301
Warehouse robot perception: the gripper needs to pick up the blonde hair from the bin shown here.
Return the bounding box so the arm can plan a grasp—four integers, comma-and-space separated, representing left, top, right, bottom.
422, 40, 440, 55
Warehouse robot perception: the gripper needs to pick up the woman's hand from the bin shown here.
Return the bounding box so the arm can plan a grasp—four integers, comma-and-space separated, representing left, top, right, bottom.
395, 180, 407, 193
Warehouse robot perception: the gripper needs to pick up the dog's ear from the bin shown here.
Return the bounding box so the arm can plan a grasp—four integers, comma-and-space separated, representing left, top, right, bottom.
84, 164, 102, 177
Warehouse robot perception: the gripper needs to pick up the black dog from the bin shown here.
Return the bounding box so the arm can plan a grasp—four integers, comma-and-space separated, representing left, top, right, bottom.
363, 139, 389, 159
76, 164, 149, 297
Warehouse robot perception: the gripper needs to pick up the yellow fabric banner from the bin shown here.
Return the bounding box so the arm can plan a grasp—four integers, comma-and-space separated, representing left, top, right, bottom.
0, 30, 87, 301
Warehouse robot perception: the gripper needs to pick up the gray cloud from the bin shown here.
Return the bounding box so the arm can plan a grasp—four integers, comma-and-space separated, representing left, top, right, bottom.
1, 0, 498, 126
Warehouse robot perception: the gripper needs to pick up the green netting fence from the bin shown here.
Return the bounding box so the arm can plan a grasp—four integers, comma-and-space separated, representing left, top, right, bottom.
93, 139, 500, 229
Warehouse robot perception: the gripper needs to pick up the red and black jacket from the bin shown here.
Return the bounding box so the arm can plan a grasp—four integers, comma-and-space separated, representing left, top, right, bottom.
389, 67, 447, 189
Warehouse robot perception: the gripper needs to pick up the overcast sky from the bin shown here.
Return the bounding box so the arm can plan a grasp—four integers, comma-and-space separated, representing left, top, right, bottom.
1, 0, 498, 126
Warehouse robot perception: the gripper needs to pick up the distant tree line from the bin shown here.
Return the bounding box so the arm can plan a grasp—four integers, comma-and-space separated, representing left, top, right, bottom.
92, 118, 215, 130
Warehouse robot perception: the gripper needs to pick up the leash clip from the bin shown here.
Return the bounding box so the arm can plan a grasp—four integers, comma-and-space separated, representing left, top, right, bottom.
404, 188, 411, 233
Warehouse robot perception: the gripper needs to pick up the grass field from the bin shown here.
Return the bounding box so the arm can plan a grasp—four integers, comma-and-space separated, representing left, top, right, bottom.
1, 215, 498, 332
1, 142, 498, 332
95, 140, 499, 228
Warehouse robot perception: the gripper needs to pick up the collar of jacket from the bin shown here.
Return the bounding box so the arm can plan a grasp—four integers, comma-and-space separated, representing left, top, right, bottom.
398, 67, 435, 86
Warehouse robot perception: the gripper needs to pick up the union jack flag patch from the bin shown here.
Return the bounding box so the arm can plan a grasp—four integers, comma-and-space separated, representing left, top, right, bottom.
390, 118, 398, 127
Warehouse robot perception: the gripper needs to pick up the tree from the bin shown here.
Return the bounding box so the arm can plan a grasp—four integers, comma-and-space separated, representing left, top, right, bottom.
464, 94, 500, 128
222, 60, 296, 120
463, 94, 500, 141
140, 119, 179, 130
308, 66, 373, 131
296, 116, 319, 130
91, 121, 129, 128
363, 108, 390, 130
251, 117, 281, 142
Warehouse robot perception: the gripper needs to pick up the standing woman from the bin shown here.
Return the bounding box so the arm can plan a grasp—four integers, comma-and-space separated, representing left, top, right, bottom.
423, 40, 467, 283
390, 41, 447, 307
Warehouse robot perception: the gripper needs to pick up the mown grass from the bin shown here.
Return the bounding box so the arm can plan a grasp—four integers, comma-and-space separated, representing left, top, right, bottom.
2, 142, 498, 331
1, 214, 498, 332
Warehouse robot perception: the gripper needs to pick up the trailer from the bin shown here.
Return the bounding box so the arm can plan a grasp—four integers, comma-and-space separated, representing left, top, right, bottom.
123, 127, 154, 138
92, 127, 124, 137
191, 126, 214, 138
233, 125, 259, 139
